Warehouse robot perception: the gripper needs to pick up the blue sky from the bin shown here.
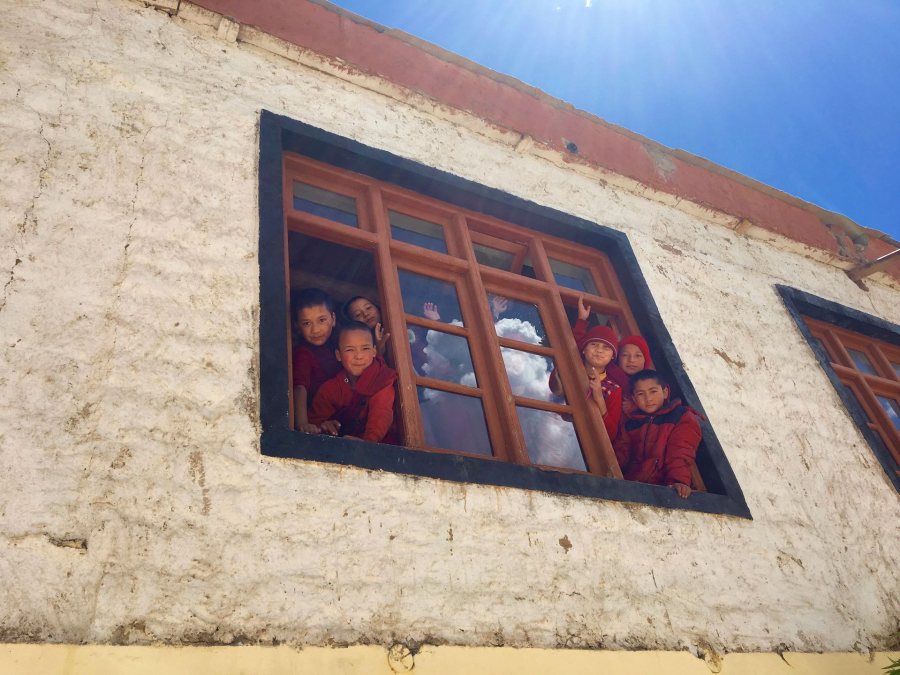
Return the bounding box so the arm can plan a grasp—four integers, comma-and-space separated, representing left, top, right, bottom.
330, 0, 900, 241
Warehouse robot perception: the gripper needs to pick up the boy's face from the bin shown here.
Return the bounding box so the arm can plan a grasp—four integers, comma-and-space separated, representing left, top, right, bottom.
297, 304, 336, 346
347, 298, 381, 329
619, 343, 646, 375
582, 340, 615, 371
336, 328, 376, 377
632, 378, 669, 414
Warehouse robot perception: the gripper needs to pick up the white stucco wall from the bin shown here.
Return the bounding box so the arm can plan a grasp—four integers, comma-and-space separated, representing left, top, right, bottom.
1, 0, 897, 653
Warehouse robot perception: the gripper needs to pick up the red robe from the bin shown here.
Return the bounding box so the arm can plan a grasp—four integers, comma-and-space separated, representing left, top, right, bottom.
309, 358, 398, 443
612, 398, 701, 487
292, 341, 342, 406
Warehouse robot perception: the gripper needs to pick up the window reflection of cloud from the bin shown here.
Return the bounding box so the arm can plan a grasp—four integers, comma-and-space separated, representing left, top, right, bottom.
521, 409, 583, 470
495, 317, 542, 345
419, 316, 579, 468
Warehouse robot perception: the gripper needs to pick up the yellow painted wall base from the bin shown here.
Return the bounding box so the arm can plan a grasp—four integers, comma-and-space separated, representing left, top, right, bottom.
1, 644, 897, 675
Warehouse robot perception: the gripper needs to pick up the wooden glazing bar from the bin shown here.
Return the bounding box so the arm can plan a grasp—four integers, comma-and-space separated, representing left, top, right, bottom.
478, 265, 551, 294
496, 337, 555, 357
527, 238, 622, 477
450, 213, 528, 464
512, 397, 571, 415
415, 375, 483, 398
405, 314, 469, 337
365, 184, 425, 447
833, 364, 900, 392
557, 287, 625, 317
390, 247, 469, 276
285, 213, 379, 247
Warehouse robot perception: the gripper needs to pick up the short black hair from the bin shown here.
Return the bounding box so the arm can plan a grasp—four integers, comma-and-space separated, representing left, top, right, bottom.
336, 320, 374, 344
341, 295, 379, 321
630, 369, 667, 389
292, 288, 334, 319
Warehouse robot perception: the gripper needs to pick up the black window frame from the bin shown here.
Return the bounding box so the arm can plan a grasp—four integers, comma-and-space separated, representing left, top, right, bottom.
778, 285, 900, 492
259, 109, 751, 518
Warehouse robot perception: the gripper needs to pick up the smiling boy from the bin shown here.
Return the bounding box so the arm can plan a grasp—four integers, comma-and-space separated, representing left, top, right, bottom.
613, 369, 702, 498
309, 321, 398, 443
577, 325, 623, 441
292, 288, 342, 433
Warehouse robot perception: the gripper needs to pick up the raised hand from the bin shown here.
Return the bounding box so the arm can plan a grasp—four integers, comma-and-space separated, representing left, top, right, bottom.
489, 294, 509, 320
374, 322, 391, 355
577, 294, 591, 321
587, 367, 607, 415
423, 302, 441, 321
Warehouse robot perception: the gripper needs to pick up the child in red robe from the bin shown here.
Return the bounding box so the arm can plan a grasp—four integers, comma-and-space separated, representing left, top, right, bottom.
309, 321, 398, 443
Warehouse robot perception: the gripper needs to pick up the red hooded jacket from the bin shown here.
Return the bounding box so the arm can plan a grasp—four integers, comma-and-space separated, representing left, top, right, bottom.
612, 398, 701, 487
309, 357, 398, 443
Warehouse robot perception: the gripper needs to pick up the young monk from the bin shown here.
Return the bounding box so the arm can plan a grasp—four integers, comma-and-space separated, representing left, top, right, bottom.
613, 370, 701, 498
309, 321, 398, 443
342, 295, 391, 356
618, 334, 655, 415
572, 295, 630, 391
577, 325, 623, 441
292, 288, 341, 433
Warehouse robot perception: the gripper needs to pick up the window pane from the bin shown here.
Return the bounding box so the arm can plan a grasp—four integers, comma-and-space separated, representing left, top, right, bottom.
516, 406, 585, 471
410, 328, 477, 387
488, 293, 549, 346
520, 255, 538, 280
549, 258, 599, 295
500, 347, 564, 403
564, 304, 612, 335
293, 182, 358, 227
473, 242, 515, 271
847, 348, 877, 375
389, 211, 447, 253
876, 396, 900, 430
398, 269, 463, 325
418, 387, 492, 456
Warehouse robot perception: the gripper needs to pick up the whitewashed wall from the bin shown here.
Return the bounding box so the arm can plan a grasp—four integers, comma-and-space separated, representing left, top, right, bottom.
1, 0, 897, 652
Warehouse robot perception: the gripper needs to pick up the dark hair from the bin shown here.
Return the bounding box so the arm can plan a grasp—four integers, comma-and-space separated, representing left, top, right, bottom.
336, 320, 374, 343
630, 369, 667, 389
342, 295, 380, 321
292, 288, 334, 319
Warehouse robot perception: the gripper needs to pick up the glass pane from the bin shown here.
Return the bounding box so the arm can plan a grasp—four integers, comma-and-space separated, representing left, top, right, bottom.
847, 348, 877, 375
876, 396, 900, 430
549, 258, 599, 295
520, 255, 538, 280
473, 242, 515, 271
564, 304, 612, 334
389, 211, 447, 253
292, 182, 358, 227
410, 328, 477, 387
500, 347, 564, 403
488, 293, 549, 346
517, 406, 585, 471
398, 269, 463, 325
418, 387, 492, 456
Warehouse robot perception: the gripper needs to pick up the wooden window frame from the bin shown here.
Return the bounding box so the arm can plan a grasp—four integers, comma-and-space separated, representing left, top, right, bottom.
778, 285, 900, 492
259, 110, 750, 517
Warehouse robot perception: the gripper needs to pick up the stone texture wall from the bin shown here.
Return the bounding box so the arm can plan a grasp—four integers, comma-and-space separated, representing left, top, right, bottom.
1, 0, 897, 653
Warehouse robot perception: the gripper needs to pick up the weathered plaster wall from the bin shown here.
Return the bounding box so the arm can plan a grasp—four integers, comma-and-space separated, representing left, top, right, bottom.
0, 0, 897, 654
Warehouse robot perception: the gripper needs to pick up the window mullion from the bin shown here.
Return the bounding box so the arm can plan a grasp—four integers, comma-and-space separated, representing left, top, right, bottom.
870, 344, 900, 382
530, 238, 622, 478
366, 185, 425, 447
449, 214, 528, 464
